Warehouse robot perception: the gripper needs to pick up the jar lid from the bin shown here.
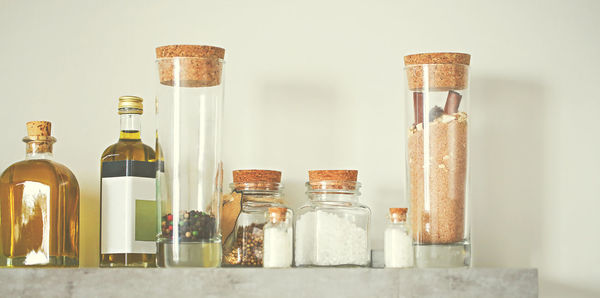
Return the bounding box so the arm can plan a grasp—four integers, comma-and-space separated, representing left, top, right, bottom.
404, 52, 471, 66
404, 52, 471, 91
389, 208, 408, 222
118, 96, 143, 114
156, 45, 225, 59
268, 207, 287, 222
308, 170, 357, 182
233, 169, 281, 183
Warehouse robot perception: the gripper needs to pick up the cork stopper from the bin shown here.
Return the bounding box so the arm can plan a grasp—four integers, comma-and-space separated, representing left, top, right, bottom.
308, 170, 358, 190
389, 208, 408, 223
24, 121, 55, 154
26, 121, 51, 137
156, 45, 225, 88
118, 96, 143, 114
232, 169, 282, 191
268, 207, 288, 223
309, 170, 358, 182
404, 52, 471, 91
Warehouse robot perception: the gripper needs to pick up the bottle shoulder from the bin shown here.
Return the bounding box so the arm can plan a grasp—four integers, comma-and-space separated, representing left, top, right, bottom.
101, 139, 156, 162
0, 159, 79, 189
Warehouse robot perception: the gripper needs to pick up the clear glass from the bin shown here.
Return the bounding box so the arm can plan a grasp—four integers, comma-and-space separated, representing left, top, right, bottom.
155, 57, 224, 267
222, 183, 291, 267
0, 138, 79, 267
404, 63, 471, 267
100, 112, 156, 267
263, 217, 292, 268
295, 181, 371, 267
384, 220, 413, 268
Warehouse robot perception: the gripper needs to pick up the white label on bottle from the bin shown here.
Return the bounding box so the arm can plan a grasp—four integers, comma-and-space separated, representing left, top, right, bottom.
101, 176, 156, 254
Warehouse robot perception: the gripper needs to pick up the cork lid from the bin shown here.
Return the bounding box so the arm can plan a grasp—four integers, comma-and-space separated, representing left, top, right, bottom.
268, 207, 288, 223
389, 208, 408, 222
233, 170, 281, 183
308, 170, 359, 190
232, 169, 282, 191
26, 121, 52, 137
308, 170, 358, 182
404, 52, 471, 91
156, 45, 225, 88
404, 52, 470, 66
156, 45, 225, 60
118, 96, 143, 114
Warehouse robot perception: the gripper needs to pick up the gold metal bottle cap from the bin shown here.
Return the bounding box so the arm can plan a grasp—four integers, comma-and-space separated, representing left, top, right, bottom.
118, 96, 143, 114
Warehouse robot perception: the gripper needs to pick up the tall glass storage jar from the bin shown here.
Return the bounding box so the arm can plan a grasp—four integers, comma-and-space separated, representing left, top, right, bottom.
155, 45, 225, 267
295, 170, 370, 267
403, 52, 471, 267
221, 170, 292, 267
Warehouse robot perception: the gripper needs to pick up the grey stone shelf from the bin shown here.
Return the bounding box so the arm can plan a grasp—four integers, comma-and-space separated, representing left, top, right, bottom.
1, 268, 538, 298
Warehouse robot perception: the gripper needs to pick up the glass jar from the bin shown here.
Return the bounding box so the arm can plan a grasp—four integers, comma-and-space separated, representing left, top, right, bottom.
222, 170, 291, 267
403, 52, 471, 267
263, 207, 293, 268
155, 45, 225, 267
384, 208, 413, 268
0, 121, 79, 267
295, 170, 371, 267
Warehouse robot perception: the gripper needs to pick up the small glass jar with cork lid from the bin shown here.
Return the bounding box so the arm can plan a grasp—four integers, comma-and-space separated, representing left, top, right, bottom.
384, 208, 413, 268
263, 207, 293, 268
404, 52, 471, 267
221, 170, 292, 267
295, 170, 371, 267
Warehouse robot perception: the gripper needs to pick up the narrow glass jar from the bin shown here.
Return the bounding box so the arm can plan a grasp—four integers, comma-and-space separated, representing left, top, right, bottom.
222, 170, 292, 267
384, 208, 413, 268
263, 207, 293, 268
295, 170, 371, 267
155, 45, 225, 267
404, 52, 471, 267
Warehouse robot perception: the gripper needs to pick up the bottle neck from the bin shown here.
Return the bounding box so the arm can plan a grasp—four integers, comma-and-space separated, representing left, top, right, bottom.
120, 113, 142, 140
25, 140, 55, 160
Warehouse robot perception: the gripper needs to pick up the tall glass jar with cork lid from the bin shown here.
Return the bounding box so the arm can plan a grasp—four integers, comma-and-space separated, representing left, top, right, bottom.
403, 52, 471, 267
295, 170, 371, 267
221, 170, 292, 267
155, 45, 225, 267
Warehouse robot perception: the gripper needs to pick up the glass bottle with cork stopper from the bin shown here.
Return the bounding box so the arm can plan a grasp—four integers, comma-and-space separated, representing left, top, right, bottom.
404, 52, 471, 267
0, 121, 80, 267
384, 208, 413, 268
222, 170, 292, 267
295, 170, 371, 267
155, 45, 225, 267
263, 207, 293, 268
100, 96, 156, 267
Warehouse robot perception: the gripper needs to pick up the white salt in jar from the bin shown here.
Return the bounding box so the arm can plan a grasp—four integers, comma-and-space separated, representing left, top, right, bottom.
263, 207, 293, 268
384, 208, 413, 268
295, 170, 371, 267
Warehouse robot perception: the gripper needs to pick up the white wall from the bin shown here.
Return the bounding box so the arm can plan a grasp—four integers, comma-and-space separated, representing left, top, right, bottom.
1, 0, 598, 296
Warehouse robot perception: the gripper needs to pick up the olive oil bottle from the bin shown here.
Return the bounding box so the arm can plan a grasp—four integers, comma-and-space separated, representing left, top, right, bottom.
100, 96, 156, 267
0, 121, 80, 267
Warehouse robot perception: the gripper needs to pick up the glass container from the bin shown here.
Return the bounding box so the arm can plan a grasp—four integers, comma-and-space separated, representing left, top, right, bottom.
222, 170, 291, 267
384, 208, 413, 268
295, 170, 371, 267
403, 52, 471, 267
155, 45, 225, 267
0, 121, 79, 267
100, 96, 156, 267
263, 207, 293, 268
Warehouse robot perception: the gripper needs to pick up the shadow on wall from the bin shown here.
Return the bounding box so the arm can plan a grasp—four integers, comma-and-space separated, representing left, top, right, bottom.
470, 77, 544, 267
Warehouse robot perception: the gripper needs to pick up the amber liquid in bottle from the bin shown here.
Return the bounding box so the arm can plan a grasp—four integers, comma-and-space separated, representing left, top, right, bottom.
0, 124, 79, 267
100, 99, 156, 267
